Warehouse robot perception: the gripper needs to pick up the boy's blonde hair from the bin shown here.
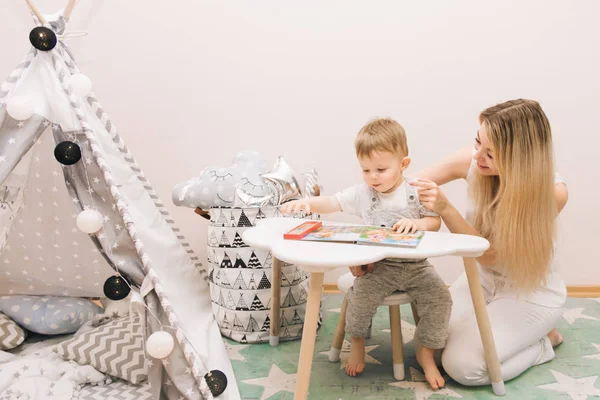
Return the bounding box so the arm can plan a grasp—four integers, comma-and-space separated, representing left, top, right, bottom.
355, 118, 408, 158
471, 99, 556, 293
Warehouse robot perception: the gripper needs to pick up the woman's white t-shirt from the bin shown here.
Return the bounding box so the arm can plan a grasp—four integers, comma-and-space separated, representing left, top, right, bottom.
465, 160, 567, 308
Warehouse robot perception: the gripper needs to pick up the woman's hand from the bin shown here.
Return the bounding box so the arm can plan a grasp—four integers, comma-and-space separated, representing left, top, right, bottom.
410, 178, 451, 215
349, 263, 375, 276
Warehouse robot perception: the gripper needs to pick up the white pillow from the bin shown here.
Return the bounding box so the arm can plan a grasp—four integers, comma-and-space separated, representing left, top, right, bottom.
172, 150, 269, 208
101, 292, 132, 318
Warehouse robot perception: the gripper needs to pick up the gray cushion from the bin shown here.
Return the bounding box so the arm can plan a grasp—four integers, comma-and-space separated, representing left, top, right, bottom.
0, 295, 103, 335
54, 315, 147, 384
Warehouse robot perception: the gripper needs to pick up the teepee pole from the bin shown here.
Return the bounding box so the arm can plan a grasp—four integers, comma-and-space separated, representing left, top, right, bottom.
63, 0, 77, 21
24, 0, 47, 25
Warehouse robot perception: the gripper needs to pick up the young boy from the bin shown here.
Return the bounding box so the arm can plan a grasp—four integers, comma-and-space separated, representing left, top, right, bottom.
281, 118, 451, 390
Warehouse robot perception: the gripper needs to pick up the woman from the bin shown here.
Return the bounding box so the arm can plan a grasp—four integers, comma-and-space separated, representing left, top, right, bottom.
411, 99, 568, 386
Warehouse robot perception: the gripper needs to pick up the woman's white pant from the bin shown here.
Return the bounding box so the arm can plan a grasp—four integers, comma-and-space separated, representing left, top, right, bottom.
441, 274, 563, 386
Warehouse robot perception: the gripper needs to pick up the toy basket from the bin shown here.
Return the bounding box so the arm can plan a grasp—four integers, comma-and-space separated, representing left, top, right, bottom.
202, 206, 321, 344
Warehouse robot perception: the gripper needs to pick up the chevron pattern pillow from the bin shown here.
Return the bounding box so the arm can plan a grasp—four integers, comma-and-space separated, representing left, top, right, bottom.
54, 315, 148, 384
0, 312, 26, 350
78, 378, 153, 399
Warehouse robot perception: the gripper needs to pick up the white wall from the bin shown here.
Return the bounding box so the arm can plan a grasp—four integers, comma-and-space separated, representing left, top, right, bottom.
2, 1, 598, 285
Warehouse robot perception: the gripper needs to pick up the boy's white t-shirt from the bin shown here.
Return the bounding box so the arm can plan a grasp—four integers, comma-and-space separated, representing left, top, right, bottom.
334, 180, 437, 220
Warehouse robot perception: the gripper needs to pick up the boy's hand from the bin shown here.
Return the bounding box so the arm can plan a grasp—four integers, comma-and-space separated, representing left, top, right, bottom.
393, 218, 418, 234
280, 199, 310, 215
349, 263, 375, 276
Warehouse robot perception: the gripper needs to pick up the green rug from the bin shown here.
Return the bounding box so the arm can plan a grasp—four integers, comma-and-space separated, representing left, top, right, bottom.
225, 295, 600, 399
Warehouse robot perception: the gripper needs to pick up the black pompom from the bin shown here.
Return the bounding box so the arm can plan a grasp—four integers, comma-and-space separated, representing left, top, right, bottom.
29, 27, 57, 51
103, 275, 131, 301
204, 370, 227, 397
54, 141, 81, 165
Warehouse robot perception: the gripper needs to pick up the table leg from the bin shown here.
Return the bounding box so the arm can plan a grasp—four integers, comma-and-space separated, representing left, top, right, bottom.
270, 256, 282, 346
294, 272, 324, 400
463, 257, 505, 396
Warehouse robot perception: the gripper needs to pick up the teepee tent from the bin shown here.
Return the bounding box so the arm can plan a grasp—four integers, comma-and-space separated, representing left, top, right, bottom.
0, 1, 237, 399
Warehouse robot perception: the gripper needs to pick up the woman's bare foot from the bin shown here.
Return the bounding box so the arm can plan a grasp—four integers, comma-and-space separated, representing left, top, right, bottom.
416, 346, 445, 390
345, 337, 366, 377
547, 328, 564, 347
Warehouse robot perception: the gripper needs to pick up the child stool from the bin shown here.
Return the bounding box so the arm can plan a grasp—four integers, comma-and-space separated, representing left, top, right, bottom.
329, 272, 420, 380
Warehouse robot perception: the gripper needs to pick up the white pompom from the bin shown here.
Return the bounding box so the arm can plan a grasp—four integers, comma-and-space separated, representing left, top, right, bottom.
146, 331, 174, 359
76, 209, 104, 233
6, 96, 34, 120
67, 74, 92, 97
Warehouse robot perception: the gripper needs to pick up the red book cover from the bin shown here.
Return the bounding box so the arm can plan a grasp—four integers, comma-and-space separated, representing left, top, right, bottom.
283, 221, 323, 240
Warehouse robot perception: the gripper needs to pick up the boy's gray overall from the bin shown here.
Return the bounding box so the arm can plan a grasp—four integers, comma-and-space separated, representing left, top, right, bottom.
345, 181, 452, 349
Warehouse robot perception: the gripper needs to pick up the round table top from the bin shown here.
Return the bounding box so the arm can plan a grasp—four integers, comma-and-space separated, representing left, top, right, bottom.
242, 218, 490, 272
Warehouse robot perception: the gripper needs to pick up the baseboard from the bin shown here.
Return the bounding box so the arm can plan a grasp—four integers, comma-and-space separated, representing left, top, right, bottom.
323, 284, 600, 298
566, 286, 600, 298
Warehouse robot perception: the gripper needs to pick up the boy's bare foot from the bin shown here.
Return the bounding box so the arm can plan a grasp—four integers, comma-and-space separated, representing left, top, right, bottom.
547, 328, 564, 347
416, 345, 445, 390
345, 337, 366, 377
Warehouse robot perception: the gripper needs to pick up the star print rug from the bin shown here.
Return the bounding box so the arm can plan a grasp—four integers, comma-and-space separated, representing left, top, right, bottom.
226, 294, 600, 400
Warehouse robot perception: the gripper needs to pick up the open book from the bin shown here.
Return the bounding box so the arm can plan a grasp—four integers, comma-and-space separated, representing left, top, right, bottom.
292, 224, 425, 248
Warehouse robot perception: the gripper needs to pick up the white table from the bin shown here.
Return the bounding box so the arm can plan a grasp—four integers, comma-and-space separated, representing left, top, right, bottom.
243, 218, 505, 399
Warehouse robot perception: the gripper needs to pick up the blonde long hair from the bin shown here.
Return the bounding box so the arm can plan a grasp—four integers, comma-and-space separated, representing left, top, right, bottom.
471, 99, 556, 293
